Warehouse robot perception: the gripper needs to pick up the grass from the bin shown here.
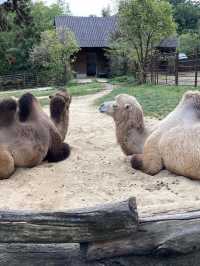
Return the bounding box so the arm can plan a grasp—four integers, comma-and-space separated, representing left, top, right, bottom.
108, 75, 136, 85
0, 82, 102, 106
96, 84, 200, 119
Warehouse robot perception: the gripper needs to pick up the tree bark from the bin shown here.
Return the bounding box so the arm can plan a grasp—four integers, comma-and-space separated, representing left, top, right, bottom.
86, 210, 200, 261
0, 198, 138, 243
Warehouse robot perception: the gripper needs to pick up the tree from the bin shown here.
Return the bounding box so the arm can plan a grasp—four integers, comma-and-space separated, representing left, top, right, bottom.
0, 0, 38, 73
0, 0, 33, 31
0, 1, 68, 74
30, 29, 79, 84
102, 5, 111, 17
31, 2, 64, 33
57, 0, 71, 15
117, 0, 176, 83
169, 0, 200, 34
179, 32, 200, 54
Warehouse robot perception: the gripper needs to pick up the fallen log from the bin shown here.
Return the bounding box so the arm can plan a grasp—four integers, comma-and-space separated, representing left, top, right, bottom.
0, 197, 138, 243
86, 210, 200, 261
1, 243, 200, 266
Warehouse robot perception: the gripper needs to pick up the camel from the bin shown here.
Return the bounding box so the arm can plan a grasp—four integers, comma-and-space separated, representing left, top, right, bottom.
131, 90, 200, 180
0, 93, 70, 179
99, 94, 157, 155
49, 89, 71, 141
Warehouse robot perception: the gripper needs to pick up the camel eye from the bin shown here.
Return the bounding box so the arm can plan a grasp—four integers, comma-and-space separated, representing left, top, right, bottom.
125, 104, 130, 110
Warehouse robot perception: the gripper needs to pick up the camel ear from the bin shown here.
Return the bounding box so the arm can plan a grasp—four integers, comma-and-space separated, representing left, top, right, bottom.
49, 95, 52, 100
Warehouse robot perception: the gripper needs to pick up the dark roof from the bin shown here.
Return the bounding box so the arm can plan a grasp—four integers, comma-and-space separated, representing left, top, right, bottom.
54, 15, 118, 48
157, 36, 178, 48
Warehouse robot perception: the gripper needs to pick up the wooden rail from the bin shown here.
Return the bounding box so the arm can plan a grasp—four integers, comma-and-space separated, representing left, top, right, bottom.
0, 197, 200, 265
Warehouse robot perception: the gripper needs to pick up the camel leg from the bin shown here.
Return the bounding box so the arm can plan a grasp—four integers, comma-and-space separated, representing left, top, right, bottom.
131, 134, 163, 175
46, 143, 71, 163
0, 150, 15, 179
131, 154, 144, 170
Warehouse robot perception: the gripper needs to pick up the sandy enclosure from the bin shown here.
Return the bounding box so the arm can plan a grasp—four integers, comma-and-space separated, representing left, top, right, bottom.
0, 90, 200, 217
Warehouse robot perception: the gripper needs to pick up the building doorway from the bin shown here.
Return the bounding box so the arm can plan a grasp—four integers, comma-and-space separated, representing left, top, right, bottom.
87, 52, 97, 76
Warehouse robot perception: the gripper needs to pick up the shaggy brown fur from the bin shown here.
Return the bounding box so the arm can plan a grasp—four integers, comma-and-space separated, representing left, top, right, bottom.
0, 93, 70, 179
50, 89, 71, 141
131, 90, 200, 180
99, 94, 157, 155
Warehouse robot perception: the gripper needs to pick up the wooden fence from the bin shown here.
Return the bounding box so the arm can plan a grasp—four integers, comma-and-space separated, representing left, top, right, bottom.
147, 51, 200, 87
0, 197, 200, 265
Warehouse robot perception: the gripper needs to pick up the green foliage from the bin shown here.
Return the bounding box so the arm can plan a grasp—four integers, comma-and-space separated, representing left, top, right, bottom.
179, 32, 200, 53
0, 0, 33, 31
169, 0, 200, 34
101, 5, 111, 17
106, 32, 134, 77
0, 1, 71, 75
31, 2, 63, 33
116, 0, 176, 83
30, 29, 79, 84
57, 0, 71, 15
96, 84, 199, 118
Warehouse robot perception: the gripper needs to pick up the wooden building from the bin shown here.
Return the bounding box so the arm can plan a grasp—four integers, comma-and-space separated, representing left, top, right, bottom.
54, 16, 117, 78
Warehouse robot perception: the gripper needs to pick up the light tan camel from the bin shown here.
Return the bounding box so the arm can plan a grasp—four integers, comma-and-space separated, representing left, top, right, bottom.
49, 89, 71, 141
0, 93, 70, 179
131, 90, 200, 180
99, 94, 157, 155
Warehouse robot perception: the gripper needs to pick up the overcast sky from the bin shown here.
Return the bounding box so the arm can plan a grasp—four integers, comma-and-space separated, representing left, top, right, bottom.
40, 0, 115, 16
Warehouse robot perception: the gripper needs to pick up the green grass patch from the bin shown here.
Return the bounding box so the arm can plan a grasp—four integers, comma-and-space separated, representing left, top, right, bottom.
96, 84, 200, 119
0, 82, 102, 105
108, 75, 136, 85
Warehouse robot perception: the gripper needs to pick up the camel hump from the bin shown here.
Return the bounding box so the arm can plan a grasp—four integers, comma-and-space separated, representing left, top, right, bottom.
0, 98, 17, 112
18, 93, 35, 122
0, 98, 17, 126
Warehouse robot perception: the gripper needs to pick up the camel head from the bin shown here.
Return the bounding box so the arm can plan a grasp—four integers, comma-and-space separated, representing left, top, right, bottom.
49, 90, 71, 123
99, 94, 144, 130
180, 90, 200, 110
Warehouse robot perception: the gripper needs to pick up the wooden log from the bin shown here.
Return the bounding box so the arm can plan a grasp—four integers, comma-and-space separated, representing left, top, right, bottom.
1, 243, 200, 266
86, 210, 200, 261
0, 197, 138, 243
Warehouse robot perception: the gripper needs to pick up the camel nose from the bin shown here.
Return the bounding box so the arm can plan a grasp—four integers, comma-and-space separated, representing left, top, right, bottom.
99, 103, 107, 113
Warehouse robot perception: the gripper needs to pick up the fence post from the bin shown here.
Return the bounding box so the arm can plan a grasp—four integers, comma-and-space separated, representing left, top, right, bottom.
195, 48, 198, 87
150, 56, 153, 84
175, 52, 179, 86
154, 53, 158, 85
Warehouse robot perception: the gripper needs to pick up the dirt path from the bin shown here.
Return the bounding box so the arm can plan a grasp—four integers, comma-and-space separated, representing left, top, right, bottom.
0, 89, 200, 216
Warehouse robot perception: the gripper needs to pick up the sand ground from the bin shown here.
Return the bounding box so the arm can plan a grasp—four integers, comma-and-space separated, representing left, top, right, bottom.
0, 89, 200, 217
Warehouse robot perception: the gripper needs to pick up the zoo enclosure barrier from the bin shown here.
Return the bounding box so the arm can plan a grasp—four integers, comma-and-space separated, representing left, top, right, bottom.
1, 197, 200, 265
0, 71, 68, 91
147, 50, 200, 87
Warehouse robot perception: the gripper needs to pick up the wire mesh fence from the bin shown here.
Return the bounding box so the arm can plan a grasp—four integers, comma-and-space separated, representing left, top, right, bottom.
0, 72, 58, 90
147, 50, 200, 87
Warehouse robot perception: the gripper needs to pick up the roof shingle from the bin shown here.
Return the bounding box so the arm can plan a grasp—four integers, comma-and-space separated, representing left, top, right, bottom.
54, 15, 118, 48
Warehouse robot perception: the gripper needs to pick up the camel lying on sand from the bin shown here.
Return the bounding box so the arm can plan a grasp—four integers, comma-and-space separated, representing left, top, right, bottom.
0, 93, 70, 179
131, 90, 200, 180
99, 94, 157, 155
49, 90, 71, 141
